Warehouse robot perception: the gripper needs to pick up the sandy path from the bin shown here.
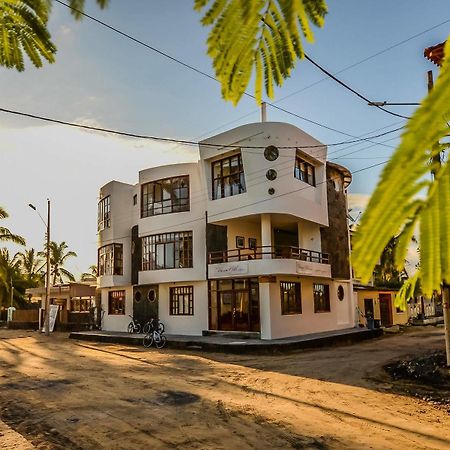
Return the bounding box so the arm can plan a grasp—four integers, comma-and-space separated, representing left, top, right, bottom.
0, 328, 448, 449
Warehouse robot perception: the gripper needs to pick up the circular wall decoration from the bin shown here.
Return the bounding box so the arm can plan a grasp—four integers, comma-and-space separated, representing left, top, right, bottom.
147, 289, 157, 302
266, 169, 277, 181
134, 291, 142, 303
264, 145, 279, 161
268, 187, 275, 195
337, 285, 345, 301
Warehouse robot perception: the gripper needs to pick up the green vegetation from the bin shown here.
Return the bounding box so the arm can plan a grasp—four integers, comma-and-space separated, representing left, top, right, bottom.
38, 241, 77, 285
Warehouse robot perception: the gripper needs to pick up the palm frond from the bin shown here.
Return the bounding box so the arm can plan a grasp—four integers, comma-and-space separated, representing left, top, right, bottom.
67, 0, 109, 19
196, 0, 327, 105
353, 38, 450, 297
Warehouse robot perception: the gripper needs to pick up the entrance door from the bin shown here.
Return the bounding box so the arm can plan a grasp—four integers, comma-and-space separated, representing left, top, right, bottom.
213, 278, 260, 332
133, 285, 158, 327
364, 298, 374, 318
379, 294, 393, 326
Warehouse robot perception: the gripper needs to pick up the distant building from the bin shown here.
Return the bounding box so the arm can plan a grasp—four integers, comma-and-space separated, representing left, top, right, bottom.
97, 122, 355, 339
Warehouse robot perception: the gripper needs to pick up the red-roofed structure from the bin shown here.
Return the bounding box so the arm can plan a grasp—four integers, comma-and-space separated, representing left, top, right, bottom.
424, 41, 445, 66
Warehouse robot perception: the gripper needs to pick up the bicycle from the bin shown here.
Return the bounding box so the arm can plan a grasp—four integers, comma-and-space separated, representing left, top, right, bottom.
143, 318, 167, 349
127, 315, 142, 334
143, 317, 165, 334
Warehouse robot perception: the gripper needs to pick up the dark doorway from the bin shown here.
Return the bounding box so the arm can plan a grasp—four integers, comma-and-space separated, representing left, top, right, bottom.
379, 293, 393, 326
133, 284, 158, 327
209, 278, 260, 332
274, 228, 298, 247
364, 298, 374, 318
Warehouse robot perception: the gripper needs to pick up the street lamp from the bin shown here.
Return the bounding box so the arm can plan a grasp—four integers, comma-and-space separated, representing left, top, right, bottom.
29, 200, 51, 336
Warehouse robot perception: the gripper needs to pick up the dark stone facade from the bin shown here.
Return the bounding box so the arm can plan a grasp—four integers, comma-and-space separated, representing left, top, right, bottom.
320, 164, 351, 279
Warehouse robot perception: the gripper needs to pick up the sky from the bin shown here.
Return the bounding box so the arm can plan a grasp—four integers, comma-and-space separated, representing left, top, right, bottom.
0, 0, 448, 277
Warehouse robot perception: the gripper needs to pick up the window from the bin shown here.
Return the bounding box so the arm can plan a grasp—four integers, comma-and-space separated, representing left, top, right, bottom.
108, 290, 125, 315
98, 244, 123, 276
212, 153, 246, 199
314, 283, 330, 313
142, 231, 193, 270
71, 298, 94, 312
280, 281, 302, 315
294, 153, 315, 186
141, 175, 189, 218
133, 194, 137, 205
170, 286, 194, 315
97, 196, 111, 231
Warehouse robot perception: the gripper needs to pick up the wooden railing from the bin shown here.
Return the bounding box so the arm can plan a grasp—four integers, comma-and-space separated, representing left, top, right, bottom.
208, 245, 329, 265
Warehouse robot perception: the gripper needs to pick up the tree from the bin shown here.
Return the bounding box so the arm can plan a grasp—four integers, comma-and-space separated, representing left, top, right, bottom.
80, 264, 97, 282
0, 0, 108, 71
353, 40, 450, 365
38, 241, 77, 285
195, 0, 327, 104
15, 248, 43, 285
0, 206, 25, 245
373, 237, 404, 289
0, 248, 28, 307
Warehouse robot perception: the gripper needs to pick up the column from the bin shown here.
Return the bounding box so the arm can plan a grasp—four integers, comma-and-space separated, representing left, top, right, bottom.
259, 282, 272, 340
261, 213, 272, 259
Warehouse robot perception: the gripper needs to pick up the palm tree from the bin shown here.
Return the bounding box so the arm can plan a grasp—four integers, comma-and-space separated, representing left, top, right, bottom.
81, 264, 97, 282
39, 241, 77, 285
0, 0, 108, 71
16, 248, 43, 285
0, 248, 28, 307
0, 206, 25, 245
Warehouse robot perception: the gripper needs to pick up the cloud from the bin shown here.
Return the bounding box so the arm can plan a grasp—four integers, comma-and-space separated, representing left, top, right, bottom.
348, 193, 371, 211
58, 25, 72, 36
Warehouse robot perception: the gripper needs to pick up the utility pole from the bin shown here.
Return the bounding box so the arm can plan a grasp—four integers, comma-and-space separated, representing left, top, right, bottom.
10, 278, 13, 308
45, 199, 51, 336
427, 68, 450, 366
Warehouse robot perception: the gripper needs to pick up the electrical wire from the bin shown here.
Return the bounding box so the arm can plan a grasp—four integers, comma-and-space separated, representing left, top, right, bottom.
0, 106, 403, 150
303, 54, 411, 120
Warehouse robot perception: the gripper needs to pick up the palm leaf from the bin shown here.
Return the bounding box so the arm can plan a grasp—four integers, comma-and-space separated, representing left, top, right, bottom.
195, 0, 327, 105
353, 38, 450, 297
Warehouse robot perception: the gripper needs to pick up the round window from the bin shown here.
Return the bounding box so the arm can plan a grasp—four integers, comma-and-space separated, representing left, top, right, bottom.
268, 187, 275, 195
147, 289, 156, 302
266, 169, 277, 181
337, 285, 345, 301
264, 145, 279, 161
134, 291, 142, 303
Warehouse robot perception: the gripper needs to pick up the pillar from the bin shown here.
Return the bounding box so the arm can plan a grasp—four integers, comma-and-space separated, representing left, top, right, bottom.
261, 213, 272, 259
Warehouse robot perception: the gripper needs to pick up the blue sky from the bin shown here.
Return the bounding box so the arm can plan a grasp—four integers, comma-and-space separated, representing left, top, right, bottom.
0, 0, 448, 275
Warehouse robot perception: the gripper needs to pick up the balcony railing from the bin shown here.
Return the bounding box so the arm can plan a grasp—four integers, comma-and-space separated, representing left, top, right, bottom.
208, 246, 329, 265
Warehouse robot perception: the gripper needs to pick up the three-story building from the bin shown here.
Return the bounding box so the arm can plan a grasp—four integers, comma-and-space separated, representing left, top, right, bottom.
97, 121, 355, 339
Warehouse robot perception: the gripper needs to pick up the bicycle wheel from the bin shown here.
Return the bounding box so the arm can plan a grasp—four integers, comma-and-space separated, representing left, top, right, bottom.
154, 334, 167, 349
143, 333, 153, 348
143, 322, 151, 334
135, 323, 141, 334
157, 322, 165, 334
127, 322, 134, 334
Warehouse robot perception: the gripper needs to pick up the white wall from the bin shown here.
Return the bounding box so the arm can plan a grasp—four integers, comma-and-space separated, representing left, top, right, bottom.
298, 220, 322, 253
199, 122, 329, 226
101, 285, 133, 332
158, 281, 208, 336
262, 276, 354, 339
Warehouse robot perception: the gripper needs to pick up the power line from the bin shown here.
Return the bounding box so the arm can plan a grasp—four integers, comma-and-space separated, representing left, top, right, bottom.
0, 106, 403, 150
275, 19, 450, 104
303, 54, 411, 120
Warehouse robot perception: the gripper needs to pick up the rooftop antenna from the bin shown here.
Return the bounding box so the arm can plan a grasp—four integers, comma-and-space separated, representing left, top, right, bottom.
261, 102, 267, 122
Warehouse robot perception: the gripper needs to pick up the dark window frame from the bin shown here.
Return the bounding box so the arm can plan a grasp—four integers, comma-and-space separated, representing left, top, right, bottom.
170, 286, 194, 315
142, 231, 193, 271
313, 283, 331, 313
280, 281, 302, 315
108, 290, 126, 315
97, 195, 111, 231
212, 153, 246, 200
141, 175, 190, 218
98, 243, 123, 276
294, 152, 316, 186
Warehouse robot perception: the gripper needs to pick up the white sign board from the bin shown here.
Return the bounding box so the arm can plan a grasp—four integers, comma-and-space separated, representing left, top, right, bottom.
209, 262, 249, 277
7, 306, 16, 322
42, 305, 59, 332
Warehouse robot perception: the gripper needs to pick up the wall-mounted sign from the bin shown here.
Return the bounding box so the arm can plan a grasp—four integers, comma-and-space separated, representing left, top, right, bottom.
210, 262, 249, 277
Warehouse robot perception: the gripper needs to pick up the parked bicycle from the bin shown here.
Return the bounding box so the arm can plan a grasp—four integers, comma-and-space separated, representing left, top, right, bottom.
127, 315, 141, 334
143, 318, 167, 349
143, 317, 165, 334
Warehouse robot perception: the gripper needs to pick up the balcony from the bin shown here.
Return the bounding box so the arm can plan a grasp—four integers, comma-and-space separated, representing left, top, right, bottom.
208, 246, 331, 279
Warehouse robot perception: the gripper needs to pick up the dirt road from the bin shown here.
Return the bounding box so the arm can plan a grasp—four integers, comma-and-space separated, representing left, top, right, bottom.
0, 327, 448, 449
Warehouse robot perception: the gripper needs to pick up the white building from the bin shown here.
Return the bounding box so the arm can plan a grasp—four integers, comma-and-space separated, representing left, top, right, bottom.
97, 121, 355, 339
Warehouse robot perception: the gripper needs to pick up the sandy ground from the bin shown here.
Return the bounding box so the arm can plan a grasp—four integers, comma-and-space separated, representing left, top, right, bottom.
0, 327, 449, 450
